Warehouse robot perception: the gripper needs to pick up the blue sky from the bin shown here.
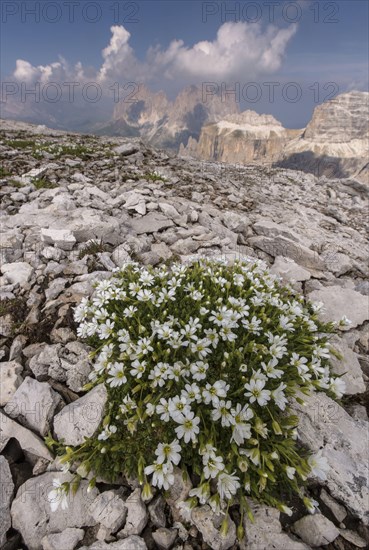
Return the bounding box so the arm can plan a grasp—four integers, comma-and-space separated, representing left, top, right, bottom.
1, 0, 368, 128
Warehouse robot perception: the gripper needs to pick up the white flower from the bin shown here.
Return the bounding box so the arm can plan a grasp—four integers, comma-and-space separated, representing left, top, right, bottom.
97, 425, 117, 441
285, 466, 296, 479
130, 359, 146, 379
123, 305, 137, 317
155, 439, 182, 465
48, 479, 69, 512
279, 315, 295, 332
156, 398, 170, 422
261, 357, 284, 379
175, 411, 200, 443
244, 379, 271, 406
211, 400, 234, 427
272, 382, 288, 411
217, 472, 240, 500
189, 482, 211, 504
146, 403, 155, 416
202, 380, 229, 405
308, 450, 329, 481
107, 363, 127, 387
144, 461, 174, 490
231, 403, 253, 445
181, 383, 201, 403
191, 338, 212, 358
168, 396, 191, 422
203, 454, 225, 479
329, 377, 346, 398
190, 360, 209, 381
99, 319, 115, 339
136, 289, 154, 302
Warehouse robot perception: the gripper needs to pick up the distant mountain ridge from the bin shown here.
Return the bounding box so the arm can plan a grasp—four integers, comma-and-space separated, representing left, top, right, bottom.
97, 84, 240, 149
180, 91, 369, 181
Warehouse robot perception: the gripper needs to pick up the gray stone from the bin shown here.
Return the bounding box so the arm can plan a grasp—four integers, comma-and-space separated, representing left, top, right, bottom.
329, 336, 366, 395
320, 489, 347, 523
130, 213, 174, 234
309, 286, 369, 330
112, 244, 131, 267
29, 344, 62, 380
165, 467, 192, 522
0, 456, 13, 547
117, 488, 148, 537
41, 528, 85, 550
80, 536, 147, 549
242, 501, 310, 550
41, 228, 76, 250
249, 235, 325, 271
114, 143, 139, 156
5, 377, 63, 436
1, 262, 34, 285
0, 360, 23, 406
0, 314, 13, 337
293, 392, 369, 525
339, 528, 367, 548
148, 495, 167, 528
0, 409, 53, 463
159, 202, 180, 219
53, 384, 107, 446
271, 256, 311, 282
151, 242, 173, 262
191, 505, 236, 550
89, 491, 127, 533
152, 527, 178, 549
253, 220, 301, 242
291, 514, 340, 546
11, 472, 99, 550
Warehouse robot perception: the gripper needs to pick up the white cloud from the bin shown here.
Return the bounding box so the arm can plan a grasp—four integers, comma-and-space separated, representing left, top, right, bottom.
3, 21, 297, 126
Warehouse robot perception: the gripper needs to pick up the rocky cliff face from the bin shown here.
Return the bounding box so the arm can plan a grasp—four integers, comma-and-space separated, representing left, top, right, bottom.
100, 84, 239, 150
180, 92, 369, 181
179, 110, 301, 164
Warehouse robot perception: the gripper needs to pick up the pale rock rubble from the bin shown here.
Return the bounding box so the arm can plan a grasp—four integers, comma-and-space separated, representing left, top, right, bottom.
0, 121, 368, 549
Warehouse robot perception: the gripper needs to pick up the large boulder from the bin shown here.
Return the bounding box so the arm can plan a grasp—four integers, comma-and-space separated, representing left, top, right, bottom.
11, 472, 99, 550
309, 286, 369, 330
293, 392, 369, 525
53, 384, 107, 446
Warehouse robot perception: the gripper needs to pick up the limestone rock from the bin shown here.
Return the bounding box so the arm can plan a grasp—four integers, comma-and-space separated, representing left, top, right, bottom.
249, 235, 325, 271
320, 489, 347, 523
291, 514, 340, 546
191, 505, 236, 550
0, 360, 23, 406
152, 527, 178, 549
0, 456, 13, 547
117, 488, 148, 537
41, 228, 76, 250
89, 491, 127, 533
4, 376, 63, 436
148, 496, 167, 528
53, 384, 107, 446
339, 528, 367, 548
271, 256, 311, 282
11, 472, 99, 550
0, 410, 53, 463
1, 262, 34, 285
293, 392, 369, 524
329, 336, 366, 395
130, 213, 174, 234
165, 467, 192, 522
309, 286, 369, 330
41, 528, 85, 550
80, 536, 147, 549
242, 501, 310, 550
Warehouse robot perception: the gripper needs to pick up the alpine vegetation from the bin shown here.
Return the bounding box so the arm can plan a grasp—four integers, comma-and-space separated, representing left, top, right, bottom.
48, 257, 348, 533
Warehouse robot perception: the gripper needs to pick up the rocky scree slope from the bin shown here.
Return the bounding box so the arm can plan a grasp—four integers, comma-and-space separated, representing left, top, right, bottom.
0, 121, 369, 550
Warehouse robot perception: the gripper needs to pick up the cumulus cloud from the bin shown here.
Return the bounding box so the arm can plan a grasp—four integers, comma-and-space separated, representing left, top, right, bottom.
2, 21, 297, 127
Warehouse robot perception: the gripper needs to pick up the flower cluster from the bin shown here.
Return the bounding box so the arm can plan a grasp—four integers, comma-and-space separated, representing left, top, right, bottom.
53, 258, 345, 525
